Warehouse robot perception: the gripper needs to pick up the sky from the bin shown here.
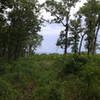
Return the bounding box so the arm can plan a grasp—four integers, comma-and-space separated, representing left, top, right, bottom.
36, 0, 88, 54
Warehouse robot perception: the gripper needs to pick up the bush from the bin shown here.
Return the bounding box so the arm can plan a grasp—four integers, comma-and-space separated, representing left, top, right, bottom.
0, 54, 100, 100
56, 55, 89, 79
33, 81, 62, 100
0, 78, 18, 100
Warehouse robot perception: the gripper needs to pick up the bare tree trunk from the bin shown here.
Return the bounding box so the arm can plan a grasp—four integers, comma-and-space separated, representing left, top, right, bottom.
93, 25, 100, 54
93, 15, 100, 54
14, 39, 20, 60
29, 45, 32, 56
88, 40, 91, 55
64, 15, 69, 54
79, 33, 86, 55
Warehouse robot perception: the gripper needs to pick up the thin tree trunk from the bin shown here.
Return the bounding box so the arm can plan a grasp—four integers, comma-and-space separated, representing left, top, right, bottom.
64, 15, 69, 54
88, 41, 90, 55
14, 39, 20, 60
75, 34, 77, 54
93, 15, 100, 54
79, 33, 86, 55
29, 45, 32, 56
64, 25, 68, 54
93, 24, 100, 54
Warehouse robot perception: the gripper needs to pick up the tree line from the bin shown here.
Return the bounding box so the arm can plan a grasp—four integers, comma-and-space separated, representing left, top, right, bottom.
0, 0, 100, 60
44, 0, 100, 55
0, 0, 43, 60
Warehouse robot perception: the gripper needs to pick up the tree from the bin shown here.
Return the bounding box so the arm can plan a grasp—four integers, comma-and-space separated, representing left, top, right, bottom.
0, 0, 12, 57
0, 0, 43, 60
69, 16, 83, 54
0, 16, 7, 57
26, 34, 43, 56
44, 0, 79, 54
79, 0, 100, 55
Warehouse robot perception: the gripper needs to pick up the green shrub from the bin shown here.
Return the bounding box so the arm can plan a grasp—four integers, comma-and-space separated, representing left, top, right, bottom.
0, 54, 100, 100
56, 55, 89, 79
33, 81, 62, 100
80, 63, 100, 100
0, 78, 18, 100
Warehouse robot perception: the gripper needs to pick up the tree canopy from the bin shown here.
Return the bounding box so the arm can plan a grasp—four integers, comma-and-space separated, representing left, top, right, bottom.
0, 0, 43, 60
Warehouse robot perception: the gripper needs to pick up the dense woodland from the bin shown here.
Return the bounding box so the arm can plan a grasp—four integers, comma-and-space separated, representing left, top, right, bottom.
0, 0, 100, 100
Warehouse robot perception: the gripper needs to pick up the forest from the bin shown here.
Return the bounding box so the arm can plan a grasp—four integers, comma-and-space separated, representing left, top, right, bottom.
0, 0, 100, 100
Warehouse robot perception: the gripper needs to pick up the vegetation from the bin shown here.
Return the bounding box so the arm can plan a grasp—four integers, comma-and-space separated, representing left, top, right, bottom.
44, 0, 79, 54
0, 0, 100, 100
0, 0, 43, 60
44, 0, 100, 55
0, 54, 100, 100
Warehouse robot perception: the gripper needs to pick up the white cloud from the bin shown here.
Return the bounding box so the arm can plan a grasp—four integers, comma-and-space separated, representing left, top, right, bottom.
38, 0, 45, 4
38, 0, 87, 20
71, 0, 87, 15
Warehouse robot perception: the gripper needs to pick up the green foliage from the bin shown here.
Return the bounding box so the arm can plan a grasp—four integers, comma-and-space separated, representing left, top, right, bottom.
0, 0, 43, 60
79, 0, 100, 54
0, 54, 100, 100
44, 0, 79, 54
0, 0, 100, 99
44, 0, 100, 55
69, 16, 83, 53
55, 55, 88, 78
0, 78, 18, 100
33, 81, 62, 100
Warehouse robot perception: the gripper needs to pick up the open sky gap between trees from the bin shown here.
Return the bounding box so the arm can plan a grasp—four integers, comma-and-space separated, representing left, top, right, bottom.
0, 0, 100, 60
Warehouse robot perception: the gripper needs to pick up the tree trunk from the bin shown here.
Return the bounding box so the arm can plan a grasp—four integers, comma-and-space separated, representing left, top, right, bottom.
29, 45, 32, 56
93, 25, 100, 54
64, 15, 69, 54
75, 34, 77, 54
79, 33, 86, 55
88, 40, 91, 55
64, 25, 68, 54
93, 15, 100, 54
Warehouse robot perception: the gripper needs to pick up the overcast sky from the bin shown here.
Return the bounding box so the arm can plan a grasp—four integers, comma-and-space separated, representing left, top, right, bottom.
36, 0, 88, 54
